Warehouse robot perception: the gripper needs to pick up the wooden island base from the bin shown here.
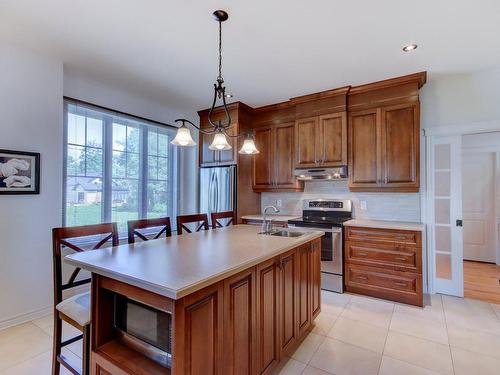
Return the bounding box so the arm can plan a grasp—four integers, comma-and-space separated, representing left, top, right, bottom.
90, 238, 321, 375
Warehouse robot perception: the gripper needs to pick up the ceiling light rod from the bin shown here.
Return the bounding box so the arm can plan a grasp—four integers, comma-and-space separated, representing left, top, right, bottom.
171, 10, 259, 155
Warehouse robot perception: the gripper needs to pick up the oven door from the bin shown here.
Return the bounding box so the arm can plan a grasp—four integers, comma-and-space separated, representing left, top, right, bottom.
287, 224, 342, 274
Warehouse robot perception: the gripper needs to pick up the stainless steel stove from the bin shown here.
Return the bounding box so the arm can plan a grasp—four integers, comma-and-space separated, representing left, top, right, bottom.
288, 199, 352, 293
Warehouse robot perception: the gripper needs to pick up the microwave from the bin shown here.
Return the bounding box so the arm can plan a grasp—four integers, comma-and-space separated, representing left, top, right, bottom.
114, 294, 172, 368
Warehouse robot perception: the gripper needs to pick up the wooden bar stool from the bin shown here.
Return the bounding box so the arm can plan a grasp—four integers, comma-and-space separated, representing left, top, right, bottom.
52, 223, 119, 375
176, 213, 209, 235
211, 211, 236, 229
127, 217, 172, 244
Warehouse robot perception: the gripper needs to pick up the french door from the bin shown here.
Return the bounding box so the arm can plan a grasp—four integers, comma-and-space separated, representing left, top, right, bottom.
428, 135, 464, 296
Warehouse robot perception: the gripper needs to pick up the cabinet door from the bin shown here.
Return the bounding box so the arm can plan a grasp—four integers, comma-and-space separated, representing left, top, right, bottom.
275, 123, 300, 189
256, 258, 280, 375
253, 127, 274, 190
318, 112, 347, 166
223, 268, 256, 375
297, 244, 311, 337
200, 131, 218, 166
310, 240, 321, 319
295, 117, 319, 168
279, 249, 298, 355
381, 103, 419, 191
348, 109, 381, 189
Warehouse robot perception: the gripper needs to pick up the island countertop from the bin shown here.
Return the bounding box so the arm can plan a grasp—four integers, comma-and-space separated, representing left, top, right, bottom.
65, 224, 323, 300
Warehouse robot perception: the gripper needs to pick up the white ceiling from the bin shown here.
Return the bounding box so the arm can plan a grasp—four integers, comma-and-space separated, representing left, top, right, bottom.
1, 0, 499, 113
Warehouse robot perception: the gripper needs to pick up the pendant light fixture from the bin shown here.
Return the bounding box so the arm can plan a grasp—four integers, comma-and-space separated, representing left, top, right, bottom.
171, 10, 259, 155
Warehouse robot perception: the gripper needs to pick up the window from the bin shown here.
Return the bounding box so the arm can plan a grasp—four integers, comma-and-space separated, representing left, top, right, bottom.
63, 99, 178, 234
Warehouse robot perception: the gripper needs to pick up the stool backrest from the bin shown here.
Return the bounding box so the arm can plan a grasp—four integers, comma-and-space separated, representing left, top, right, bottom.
211, 211, 236, 229
127, 217, 172, 244
176, 214, 209, 235
52, 223, 119, 305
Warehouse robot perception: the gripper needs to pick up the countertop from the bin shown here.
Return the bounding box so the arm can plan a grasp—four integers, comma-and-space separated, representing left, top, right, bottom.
65, 225, 323, 300
241, 214, 301, 222
344, 219, 424, 231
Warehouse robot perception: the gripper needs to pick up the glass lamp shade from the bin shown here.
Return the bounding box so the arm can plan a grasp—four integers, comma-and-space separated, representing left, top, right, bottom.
238, 138, 259, 154
171, 125, 196, 146
209, 131, 232, 151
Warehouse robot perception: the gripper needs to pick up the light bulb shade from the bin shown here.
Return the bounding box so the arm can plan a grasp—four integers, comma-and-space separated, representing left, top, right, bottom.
171, 125, 196, 146
238, 138, 259, 154
209, 131, 232, 150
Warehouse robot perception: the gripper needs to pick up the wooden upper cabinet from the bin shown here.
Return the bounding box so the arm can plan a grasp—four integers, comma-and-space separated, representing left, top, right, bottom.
295, 117, 318, 168
348, 103, 420, 192
253, 123, 303, 192
349, 109, 380, 188
381, 103, 419, 189
295, 113, 347, 168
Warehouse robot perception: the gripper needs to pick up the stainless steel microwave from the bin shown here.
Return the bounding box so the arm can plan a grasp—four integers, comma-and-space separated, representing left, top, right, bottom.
114, 294, 172, 368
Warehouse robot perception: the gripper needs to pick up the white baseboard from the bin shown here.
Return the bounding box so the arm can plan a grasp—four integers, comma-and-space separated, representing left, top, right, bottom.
0, 284, 89, 331
0, 305, 53, 331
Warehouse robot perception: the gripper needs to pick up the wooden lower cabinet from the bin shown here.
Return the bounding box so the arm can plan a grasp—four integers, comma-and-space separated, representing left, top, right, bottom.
91, 239, 321, 375
345, 226, 423, 306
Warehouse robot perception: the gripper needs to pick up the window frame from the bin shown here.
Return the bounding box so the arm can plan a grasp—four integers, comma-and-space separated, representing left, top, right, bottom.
62, 97, 180, 235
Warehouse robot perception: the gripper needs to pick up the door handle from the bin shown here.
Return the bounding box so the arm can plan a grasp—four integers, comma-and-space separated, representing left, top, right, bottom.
456, 220, 463, 227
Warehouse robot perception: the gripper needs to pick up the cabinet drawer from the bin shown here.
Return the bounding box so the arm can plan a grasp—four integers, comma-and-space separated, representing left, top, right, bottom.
345, 241, 420, 272
345, 226, 420, 246
345, 264, 423, 306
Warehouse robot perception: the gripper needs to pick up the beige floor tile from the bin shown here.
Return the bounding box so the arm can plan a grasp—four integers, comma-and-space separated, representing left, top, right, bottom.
442, 295, 497, 320
379, 356, 443, 375
340, 299, 394, 329
31, 314, 52, 332
327, 316, 388, 353
311, 312, 339, 336
394, 294, 445, 323
321, 291, 351, 316
309, 337, 381, 375
447, 323, 500, 360
451, 346, 500, 375
491, 303, 500, 320
0, 349, 79, 375
32, 314, 82, 342
349, 294, 395, 311
278, 357, 307, 375
384, 332, 453, 375
444, 308, 500, 336
290, 333, 324, 364
390, 311, 448, 344
301, 365, 332, 375
0, 323, 52, 371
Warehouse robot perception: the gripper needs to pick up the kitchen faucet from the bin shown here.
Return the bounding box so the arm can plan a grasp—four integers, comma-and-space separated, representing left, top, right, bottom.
262, 205, 280, 234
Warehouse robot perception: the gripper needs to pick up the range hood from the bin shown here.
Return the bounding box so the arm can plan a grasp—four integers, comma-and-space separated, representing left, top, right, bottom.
294, 166, 348, 181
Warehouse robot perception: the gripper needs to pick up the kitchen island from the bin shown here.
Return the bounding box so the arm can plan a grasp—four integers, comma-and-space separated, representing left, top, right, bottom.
66, 225, 323, 375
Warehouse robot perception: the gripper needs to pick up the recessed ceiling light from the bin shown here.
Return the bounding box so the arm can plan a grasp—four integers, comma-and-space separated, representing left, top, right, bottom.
403, 43, 418, 52
225, 93, 234, 98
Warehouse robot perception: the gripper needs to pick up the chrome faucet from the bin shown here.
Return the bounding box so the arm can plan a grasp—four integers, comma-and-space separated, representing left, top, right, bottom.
262, 205, 280, 234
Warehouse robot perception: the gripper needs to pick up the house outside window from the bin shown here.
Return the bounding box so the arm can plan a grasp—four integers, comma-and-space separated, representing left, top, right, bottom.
63, 99, 178, 235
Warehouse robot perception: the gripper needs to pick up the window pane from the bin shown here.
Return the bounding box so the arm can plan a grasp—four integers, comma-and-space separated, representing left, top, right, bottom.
147, 181, 168, 219
148, 131, 158, 155
158, 133, 169, 157
158, 157, 168, 180
127, 153, 139, 179
67, 113, 86, 145
127, 127, 140, 153
65, 176, 103, 226
67, 145, 85, 175
148, 156, 158, 180
87, 117, 103, 147
86, 147, 102, 177
112, 151, 126, 178
112, 179, 139, 233
113, 123, 127, 151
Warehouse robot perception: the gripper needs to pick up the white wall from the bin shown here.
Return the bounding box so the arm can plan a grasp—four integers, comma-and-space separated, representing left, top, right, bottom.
0, 43, 63, 327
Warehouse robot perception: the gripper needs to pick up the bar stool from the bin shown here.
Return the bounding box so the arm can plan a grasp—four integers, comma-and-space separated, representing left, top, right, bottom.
211, 211, 236, 229
52, 223, 119, 375
176, 214, 209, 235
127, 217, 172, 244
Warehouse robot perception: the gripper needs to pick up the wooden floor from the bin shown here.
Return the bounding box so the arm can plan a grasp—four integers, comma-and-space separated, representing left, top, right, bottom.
464, 260, 500, 304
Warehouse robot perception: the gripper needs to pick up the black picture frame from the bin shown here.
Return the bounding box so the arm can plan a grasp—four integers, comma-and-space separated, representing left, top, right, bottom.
0, 149, 40, 195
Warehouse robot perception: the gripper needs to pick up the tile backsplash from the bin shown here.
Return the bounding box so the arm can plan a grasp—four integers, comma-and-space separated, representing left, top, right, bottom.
261, 181, 421, 222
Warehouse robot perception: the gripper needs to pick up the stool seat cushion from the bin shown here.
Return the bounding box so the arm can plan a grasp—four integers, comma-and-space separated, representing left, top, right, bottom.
56, 292, 90, 327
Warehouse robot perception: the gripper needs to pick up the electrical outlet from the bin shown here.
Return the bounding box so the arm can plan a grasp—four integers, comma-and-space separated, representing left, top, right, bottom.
276, 199, 283, 208
360, 201, 367, 211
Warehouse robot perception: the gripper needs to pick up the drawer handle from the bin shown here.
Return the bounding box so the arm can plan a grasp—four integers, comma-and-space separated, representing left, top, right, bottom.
394, 282, 408, 287
394, 256, 407, 261
395, 235, 407, 240
356, 275, 369, 281
357, 252, 368, 257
